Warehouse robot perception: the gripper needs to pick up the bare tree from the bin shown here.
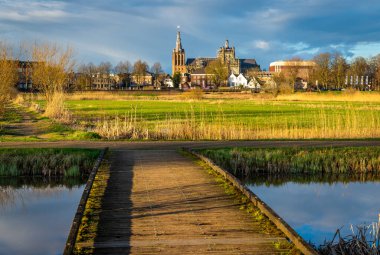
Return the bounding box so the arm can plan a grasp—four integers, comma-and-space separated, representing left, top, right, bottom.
76, 62, 98, 90
151, 62, 163, 76
369, 54, 380, 90
205, 59, 228, 87
0, 42, 18, 114
313, 53, 331, 89
133, 60, 149, 85
31, 43, 75, 118
114, 61, 131, 74
286, 57, 303, 91
331, 53, 348, 89
98, 61, 113, 74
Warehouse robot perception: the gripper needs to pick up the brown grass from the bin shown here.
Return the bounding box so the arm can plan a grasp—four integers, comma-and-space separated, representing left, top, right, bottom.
93, 104, 380, 140
61, 90, 380, 102
44, 92, 72, 123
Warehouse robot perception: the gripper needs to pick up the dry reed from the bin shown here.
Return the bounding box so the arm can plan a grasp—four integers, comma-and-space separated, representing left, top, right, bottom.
44, 92, 72, 123
92, 103, 380, 140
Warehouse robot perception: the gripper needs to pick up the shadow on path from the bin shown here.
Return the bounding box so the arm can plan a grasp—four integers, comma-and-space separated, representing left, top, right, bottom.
93, 150, 134, 254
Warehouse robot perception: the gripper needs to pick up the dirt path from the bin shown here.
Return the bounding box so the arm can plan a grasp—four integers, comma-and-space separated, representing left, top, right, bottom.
76, 150, 289, 254
1, 104, 45, 137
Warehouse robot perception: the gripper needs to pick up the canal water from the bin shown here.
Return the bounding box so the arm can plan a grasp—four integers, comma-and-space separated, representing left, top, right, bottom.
0, 178, 85, 255
245, 174, 380, 246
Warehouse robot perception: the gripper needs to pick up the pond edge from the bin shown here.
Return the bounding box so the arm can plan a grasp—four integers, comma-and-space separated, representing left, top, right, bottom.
186, 148, 318, 255
63, 147, 108, 255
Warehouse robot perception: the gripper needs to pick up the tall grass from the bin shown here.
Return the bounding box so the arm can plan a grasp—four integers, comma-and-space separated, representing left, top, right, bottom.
0, 148, 100, 177
44, 92, 72, 123
92, 102, 380, 140
199, 147, 380, 177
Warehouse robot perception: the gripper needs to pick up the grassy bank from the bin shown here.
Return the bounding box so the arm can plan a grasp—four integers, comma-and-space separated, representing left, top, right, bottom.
0, 148, 100, 177
8, 91, 380, 141
199, 147, 380, 177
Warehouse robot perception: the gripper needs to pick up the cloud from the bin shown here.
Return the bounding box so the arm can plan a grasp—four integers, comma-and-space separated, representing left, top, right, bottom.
0, 0, 69, 22
253, 40, 270, 50
0, 0, 380, 72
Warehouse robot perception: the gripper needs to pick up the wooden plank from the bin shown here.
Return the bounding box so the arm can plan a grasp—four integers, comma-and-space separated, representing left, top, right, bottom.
188, 149, 318, 255
63, 147, 108, 255
74, 149, 293, 254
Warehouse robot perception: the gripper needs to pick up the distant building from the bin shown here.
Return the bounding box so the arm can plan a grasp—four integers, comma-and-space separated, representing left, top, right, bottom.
171, 30, 260, 87
228, 73, 247, 87
228, 73, 261, 90
172, 31, 186, 75
130, 72, 153, 86
189, 68, 214, 88
163, 76, 174, 88
92, 73, 117, 90
269, 60, 316, 82
16, 61, 35, 90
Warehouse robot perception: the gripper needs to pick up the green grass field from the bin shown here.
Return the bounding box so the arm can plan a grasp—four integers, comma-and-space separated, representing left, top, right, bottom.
3, 92, 380, 141
62, 98, 380, 140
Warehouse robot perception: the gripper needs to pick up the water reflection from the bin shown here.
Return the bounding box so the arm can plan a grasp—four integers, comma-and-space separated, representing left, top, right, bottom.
244, 173, 380, 246
0, 178, 85, 255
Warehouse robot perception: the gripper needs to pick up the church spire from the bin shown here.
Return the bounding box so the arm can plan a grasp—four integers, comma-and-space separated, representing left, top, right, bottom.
175, 29, 183, 51
225, 39, 229, 49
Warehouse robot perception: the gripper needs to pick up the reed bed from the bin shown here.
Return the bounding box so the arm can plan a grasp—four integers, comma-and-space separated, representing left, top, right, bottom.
0, 148, 99, 177
91, 102, 380, 140
198, 147, 380, 177
319, 219, 380, 255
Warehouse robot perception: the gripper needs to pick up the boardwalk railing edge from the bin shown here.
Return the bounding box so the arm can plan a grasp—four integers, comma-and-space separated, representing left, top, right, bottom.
186, 148, 318, 255
63, 147, 109, 255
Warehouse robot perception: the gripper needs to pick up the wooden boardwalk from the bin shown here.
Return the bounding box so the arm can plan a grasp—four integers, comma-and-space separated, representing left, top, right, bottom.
75, 149, 291, 254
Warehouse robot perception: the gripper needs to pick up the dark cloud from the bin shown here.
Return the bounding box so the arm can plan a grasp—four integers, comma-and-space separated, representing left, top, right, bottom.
0, 0, 379, 71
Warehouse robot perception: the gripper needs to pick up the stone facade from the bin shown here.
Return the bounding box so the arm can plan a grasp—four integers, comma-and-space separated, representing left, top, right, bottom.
171, 30, 260, 87
171, 31, 186, 75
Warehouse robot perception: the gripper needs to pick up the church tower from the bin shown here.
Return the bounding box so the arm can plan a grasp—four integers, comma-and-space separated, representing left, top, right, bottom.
172, 30, 186, 75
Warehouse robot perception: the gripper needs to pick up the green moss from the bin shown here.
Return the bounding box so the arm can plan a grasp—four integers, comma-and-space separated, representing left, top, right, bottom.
180, 149, 298, 253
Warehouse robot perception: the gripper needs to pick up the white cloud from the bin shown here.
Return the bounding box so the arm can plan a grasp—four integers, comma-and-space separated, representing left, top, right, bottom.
0, 0, 69, 22
350, 42, 380, 58
254, 40, 270, 50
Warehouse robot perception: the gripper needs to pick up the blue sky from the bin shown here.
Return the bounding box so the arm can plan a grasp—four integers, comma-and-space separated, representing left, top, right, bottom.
1, 0, 380, 72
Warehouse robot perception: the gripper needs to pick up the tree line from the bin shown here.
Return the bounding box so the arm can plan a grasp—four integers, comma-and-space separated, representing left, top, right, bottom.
75, 60, 164, 90
312, 53, 380, 90
274, 53, 380, 92
0, 41, 167, 115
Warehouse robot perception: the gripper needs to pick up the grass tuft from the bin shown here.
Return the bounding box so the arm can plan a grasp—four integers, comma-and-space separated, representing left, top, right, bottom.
0, 148, 100, 177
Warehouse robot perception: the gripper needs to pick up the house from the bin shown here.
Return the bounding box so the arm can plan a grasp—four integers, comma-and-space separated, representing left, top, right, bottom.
163, 76, 174, 88
247, 77, 261, 89
228, 73, 247, 87
130, 72, 153, 86
92, 73, 117, 90
189, 68, 214, 88
180, 81, 191, 90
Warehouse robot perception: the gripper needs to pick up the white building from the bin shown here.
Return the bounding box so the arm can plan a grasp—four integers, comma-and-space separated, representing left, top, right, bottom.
164, 77, 174, 88
247, 77, 261, 89
228, 73, 247, 87
228, 73, 261, 90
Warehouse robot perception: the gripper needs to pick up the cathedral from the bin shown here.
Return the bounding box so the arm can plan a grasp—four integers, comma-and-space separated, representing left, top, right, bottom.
171, 30, 260, 87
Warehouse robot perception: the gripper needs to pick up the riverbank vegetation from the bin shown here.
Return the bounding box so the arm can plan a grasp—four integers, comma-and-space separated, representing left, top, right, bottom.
198, 147, 380, 177
0, 148, 100, 177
